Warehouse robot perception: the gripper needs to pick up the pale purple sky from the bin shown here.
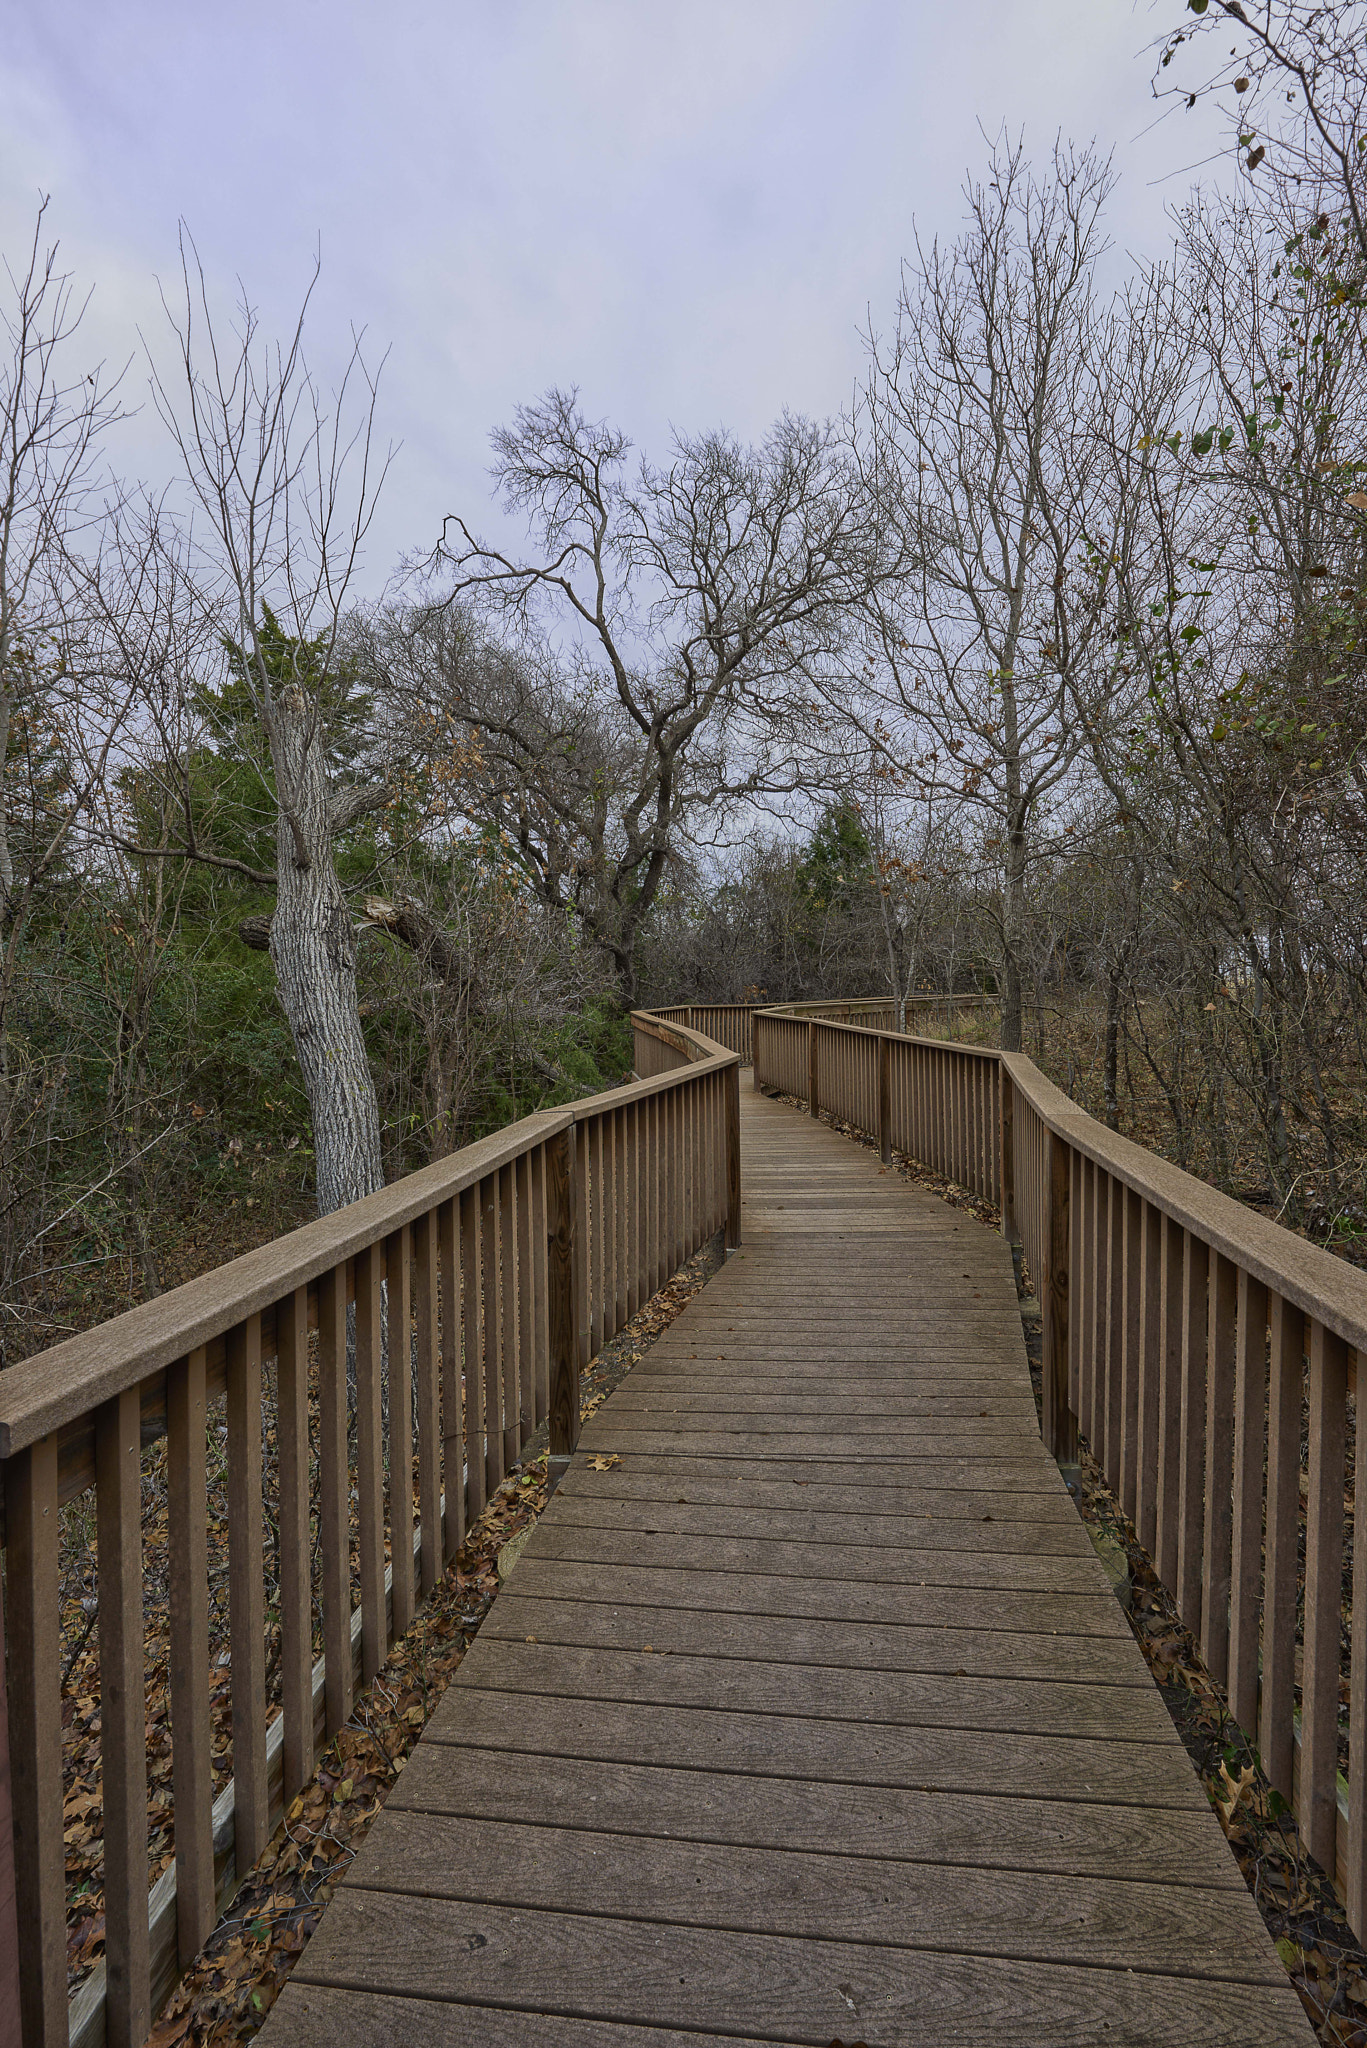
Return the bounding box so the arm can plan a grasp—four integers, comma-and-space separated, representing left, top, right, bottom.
3, 1, 1227, 586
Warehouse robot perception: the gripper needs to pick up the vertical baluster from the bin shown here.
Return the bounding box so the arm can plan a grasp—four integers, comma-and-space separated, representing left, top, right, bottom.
1349, 1346, 1367, 1931
533, 1144, 552, 1426
1075, 1157, 1094, 1444
588, 1116, 604, 1358
96, 1385, 150, 2046
574, 1116, 592, 1369
726, 1061, 741, 1251
226, 1313, 268, 1869
548, 1123, 581, 1475
167, 1348, 214, 1964
1103, 1178, 1123, 1481
626, 1101, 641, 1320
389, 1225, 416, 1635
1228, 1270, 1269, 1737
646, 1092, 660, 1296
318, 1264, 352, 1731
0, 1560, 17, 2048
1303, 1319, 1348, 1874
481, 1173, 503, 1496
440, 1197, 464, 1560
1068, 1148, 1084, 1419
1262, 1294, 1304, 1799
1134, 1202, 1163, 1554
1201, 1251, 1239, 1685
500, 1163, 520, 1469
276, 1290, 313, 1803
414, 1211, 442, 1593
461, 1184, 486, 1529
611, 1114, 627, 1334
1176, 1234, 1209, 1631
354, 1244, 386, 1680
6, 1433, 63, 2048
516, 1150, 535, 1433
1042, 1129, 1075, 1467
1118, 1187, 1142, 1519
1154, 1214, 1185, 1592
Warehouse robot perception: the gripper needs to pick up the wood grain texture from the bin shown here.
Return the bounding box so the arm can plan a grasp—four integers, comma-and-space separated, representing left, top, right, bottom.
166, 1348, 214, 1966
258, 1087, 1305, 2048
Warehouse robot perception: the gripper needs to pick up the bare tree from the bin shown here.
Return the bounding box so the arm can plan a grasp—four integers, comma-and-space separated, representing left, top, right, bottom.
1150, 0, 1367, 266
138, 240, 395, 1213
849, 137, 1151, 1049
399, 391, 901, 1003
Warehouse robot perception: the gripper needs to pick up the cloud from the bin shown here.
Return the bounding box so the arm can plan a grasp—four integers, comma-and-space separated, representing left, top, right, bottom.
2, 0, 1229, 588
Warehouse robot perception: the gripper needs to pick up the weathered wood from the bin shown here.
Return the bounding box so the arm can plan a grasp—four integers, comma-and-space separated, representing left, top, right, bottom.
317, 1265, 352, 1735
437, 1197, 462, 1560
388, 1225, 415, 1636
95, 1384, 150, 2047
725, 1059, 742, 1249
6, 1434, 64, 2048
1303, 1318, 1348, 1871
226, 1314, 268, 1871
460, 1184, 485, 1527
547, 1124, 580, 1467
1042, 1127, 1075, 1468
413, 1210, 441, 1591
166, 1348, 214, 1966
1228, 1269, 1269, 1740
353, 1810, 1280, 1978
1270, 1294, 1311, 1794
395, 1736, 1237, 1875
355, 1244, 386, 1682
279, 1887, 1308, 2046
0, 1549, 17, 2048
1154, 1213, 1184, 1594
1201, 1250, 1239, 1686
1176, 1231, 1208, 1632
276, 1291, 314, 1804
481, 1172, 502, 1498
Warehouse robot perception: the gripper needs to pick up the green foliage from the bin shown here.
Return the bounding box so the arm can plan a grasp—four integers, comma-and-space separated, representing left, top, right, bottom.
794, 804, 874, 913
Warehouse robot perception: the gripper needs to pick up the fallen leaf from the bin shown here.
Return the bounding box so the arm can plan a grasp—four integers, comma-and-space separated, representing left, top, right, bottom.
589, 1453, 622, 1471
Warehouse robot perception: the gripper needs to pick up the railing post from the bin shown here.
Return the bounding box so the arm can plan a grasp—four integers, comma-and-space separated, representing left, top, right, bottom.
547, 1122, 581, 1492
808, 1020, 818, 1117
878, 1034, 891, 1166
726, 1060, 742, 1250
1043, 1128, 1079, 1486
6, 1434, 64, 2048
0, 1537, 20, 2048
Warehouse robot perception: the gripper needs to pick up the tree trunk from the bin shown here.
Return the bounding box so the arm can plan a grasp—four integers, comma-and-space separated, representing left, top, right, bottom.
267, 683, 383, 1215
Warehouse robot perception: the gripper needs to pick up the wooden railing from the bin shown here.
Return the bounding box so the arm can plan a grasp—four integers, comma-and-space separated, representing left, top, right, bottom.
0, 1013, 739, 2048
648, 993, 995, 1065
755, 999, 1367, 1934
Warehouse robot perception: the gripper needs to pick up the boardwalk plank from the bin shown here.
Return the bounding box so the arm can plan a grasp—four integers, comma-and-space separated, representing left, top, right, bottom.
390, 1740, 1229, 1877
287, 1889, 1308, 2046
349, 1812, 1285, 1980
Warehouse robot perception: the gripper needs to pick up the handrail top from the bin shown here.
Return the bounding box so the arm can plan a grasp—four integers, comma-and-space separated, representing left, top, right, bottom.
1001, 1050, 1367, 1356
0, 1019, 736, 1461
758, 1009, 1000, 1062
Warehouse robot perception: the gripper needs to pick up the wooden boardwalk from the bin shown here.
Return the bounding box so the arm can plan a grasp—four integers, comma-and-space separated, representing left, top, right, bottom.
264, 1089, 1309, 2046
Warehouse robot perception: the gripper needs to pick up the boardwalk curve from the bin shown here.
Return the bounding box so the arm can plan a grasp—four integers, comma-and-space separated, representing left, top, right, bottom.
263, 1089, 1308, 2046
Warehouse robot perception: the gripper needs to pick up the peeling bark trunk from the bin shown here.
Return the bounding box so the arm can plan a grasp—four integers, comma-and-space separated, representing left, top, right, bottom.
267, 683, 383, 1215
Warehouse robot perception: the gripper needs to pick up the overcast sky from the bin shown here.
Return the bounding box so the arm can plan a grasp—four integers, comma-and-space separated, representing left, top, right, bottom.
3, 1, 1228, 589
